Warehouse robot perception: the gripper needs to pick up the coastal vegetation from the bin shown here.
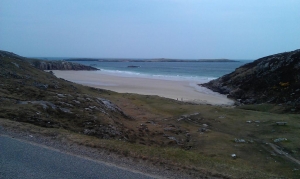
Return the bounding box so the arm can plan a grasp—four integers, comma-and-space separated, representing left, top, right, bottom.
1, 50, 300, 178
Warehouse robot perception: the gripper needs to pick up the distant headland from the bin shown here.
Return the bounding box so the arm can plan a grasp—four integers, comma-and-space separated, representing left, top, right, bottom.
65, 58, 239, 62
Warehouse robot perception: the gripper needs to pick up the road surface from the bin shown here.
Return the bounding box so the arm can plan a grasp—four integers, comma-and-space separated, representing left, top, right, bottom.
0, 135, 157, 179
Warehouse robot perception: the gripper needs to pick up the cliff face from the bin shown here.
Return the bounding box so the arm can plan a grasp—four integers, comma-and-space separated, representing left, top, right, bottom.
202, 49, 300, 108
32, 60, 99, 71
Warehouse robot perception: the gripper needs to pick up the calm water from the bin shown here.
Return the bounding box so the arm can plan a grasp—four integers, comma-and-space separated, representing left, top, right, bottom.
75, 60, 253, 82
33, 57, 253, 83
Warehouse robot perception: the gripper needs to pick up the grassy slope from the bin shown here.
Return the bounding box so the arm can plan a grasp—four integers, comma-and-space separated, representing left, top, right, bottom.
103, 93, 300, 178
1, 56, 300, 178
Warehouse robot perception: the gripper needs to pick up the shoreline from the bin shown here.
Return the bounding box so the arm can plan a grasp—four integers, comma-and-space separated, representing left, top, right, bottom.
51, 70, 234, 106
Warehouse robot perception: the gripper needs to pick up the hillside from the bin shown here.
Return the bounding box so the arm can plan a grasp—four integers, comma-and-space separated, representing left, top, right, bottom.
0, 50, 205, 148
0, 51, 129, 139
0, 50, 98, 71
202, 49, 300, 112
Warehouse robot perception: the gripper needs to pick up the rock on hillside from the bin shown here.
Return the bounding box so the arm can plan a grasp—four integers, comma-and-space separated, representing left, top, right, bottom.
202, 49, 300, 109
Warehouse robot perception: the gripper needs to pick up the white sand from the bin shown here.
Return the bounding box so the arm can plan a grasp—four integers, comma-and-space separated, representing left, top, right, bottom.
52, 70, 234, 105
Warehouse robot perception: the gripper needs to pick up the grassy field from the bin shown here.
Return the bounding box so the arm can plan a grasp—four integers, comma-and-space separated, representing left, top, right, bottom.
99, 91, 300, 178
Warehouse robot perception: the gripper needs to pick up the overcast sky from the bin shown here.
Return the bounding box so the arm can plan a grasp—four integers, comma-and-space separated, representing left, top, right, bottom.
0, 0, 299, 59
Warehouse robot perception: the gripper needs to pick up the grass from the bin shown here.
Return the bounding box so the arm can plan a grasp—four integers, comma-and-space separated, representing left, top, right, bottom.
99, 94, 300, 178
2, 93, 300, 178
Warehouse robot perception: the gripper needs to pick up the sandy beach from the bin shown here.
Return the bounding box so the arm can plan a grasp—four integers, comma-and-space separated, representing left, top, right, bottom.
52, 70, 234, 105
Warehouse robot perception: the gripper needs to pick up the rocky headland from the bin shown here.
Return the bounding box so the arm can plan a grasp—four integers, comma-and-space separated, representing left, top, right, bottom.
0, 50, 98, 71
202, 49, 300, 111
31, 60, 98, 71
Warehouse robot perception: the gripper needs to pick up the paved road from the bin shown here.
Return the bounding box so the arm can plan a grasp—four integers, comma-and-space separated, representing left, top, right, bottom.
0, 135, 157, 179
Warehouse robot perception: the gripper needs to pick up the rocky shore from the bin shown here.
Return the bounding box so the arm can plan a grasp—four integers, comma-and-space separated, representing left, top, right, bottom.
31, 60, 99, 71
202, 49, 300, 111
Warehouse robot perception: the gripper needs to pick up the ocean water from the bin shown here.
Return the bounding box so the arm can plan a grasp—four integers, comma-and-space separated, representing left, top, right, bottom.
72, 60, 253, 83
34, 57, 253, 83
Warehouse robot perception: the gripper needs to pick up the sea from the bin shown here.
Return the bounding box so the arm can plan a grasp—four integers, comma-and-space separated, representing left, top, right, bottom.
35, 57, 253, 83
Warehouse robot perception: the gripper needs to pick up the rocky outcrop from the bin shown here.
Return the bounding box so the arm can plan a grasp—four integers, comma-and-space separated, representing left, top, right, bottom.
202, 49, 300, 108
0, 50, 98, 71
32, 60, 99, 71
127, 65, 140, 68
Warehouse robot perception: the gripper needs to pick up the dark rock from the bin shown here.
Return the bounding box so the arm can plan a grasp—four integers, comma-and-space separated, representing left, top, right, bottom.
235, 138, 246, 143
33, 82, 48, 89
48, 71, 54, 75
276, 122, 287, 125
127, 65, 141, 68
199, 128, 206, 132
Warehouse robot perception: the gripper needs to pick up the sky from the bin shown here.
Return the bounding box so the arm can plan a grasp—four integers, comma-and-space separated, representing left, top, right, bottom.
0, 0, 299, 59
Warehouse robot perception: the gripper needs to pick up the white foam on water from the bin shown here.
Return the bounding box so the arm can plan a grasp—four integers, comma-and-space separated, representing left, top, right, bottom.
97, 69, 216, 84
